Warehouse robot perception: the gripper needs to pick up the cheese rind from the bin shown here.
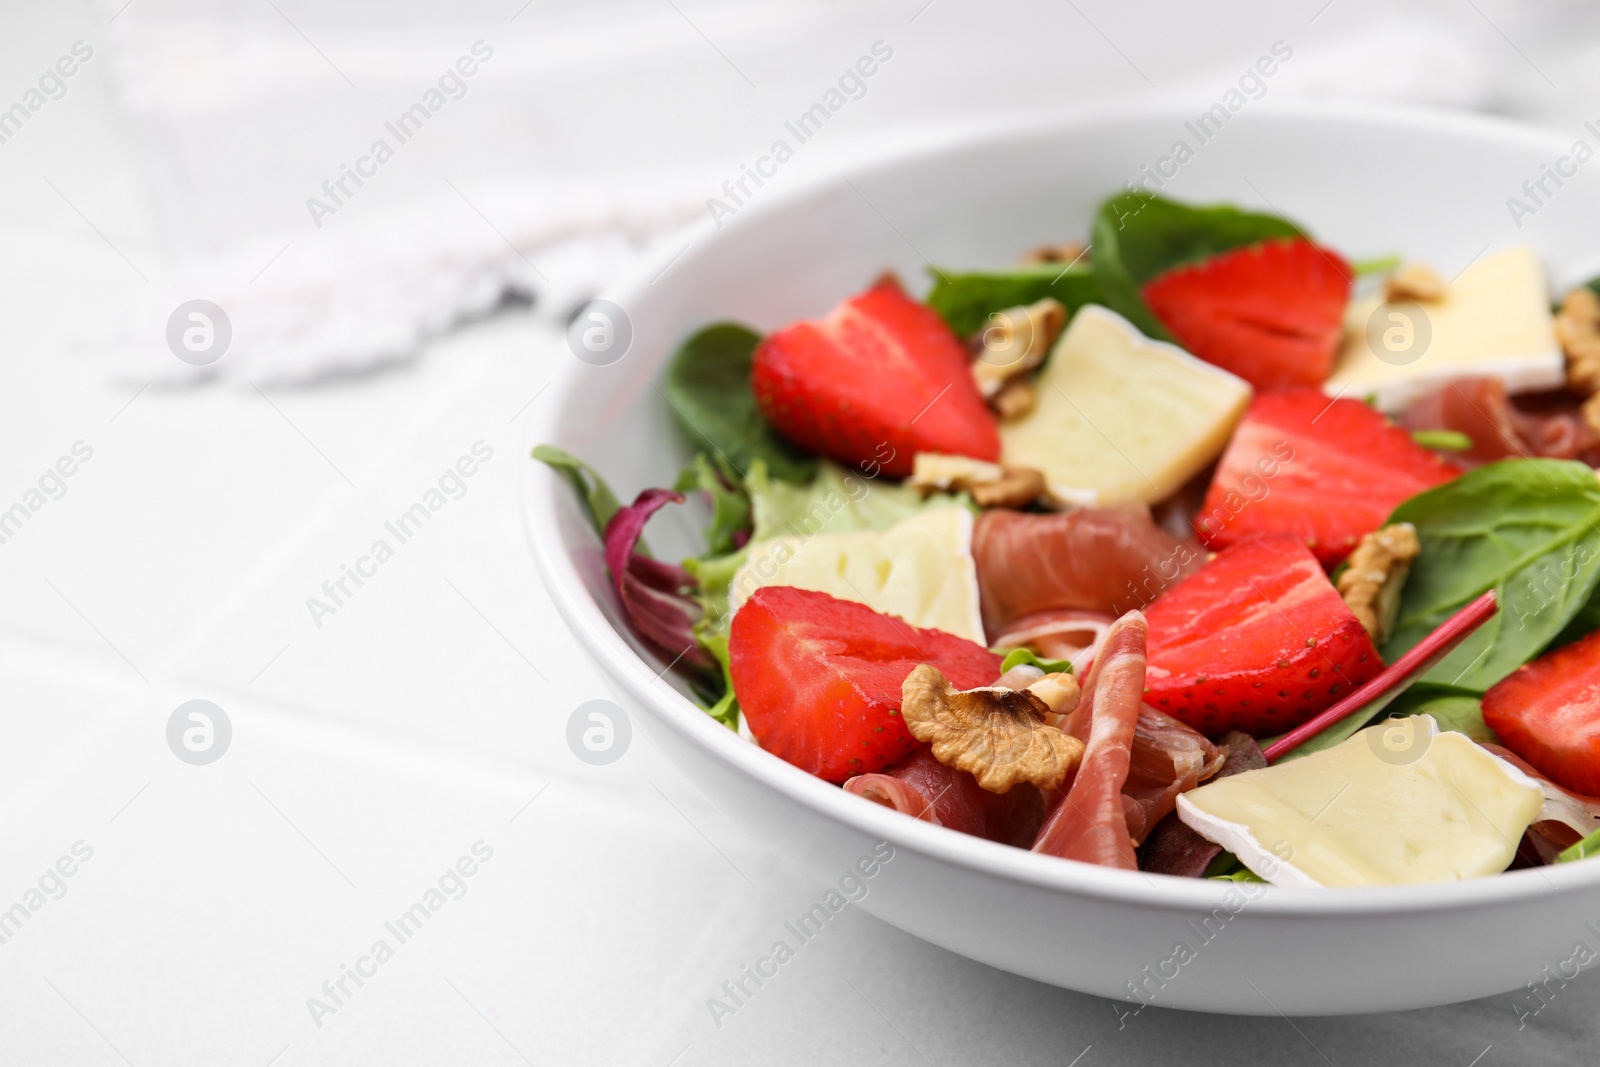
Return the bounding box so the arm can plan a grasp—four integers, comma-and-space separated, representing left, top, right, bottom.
1326, 245, 1563, 411
729, 506, 985, 644
1176, 716, 1544, 887
999, 305, 1252, 505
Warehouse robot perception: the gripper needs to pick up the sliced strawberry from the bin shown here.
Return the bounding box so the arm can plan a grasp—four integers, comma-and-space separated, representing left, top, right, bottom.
751, 278, 999, 477
1141, 237, 1352, 391
729, 585, 1002, 783
1197, 388, 1460, 566
1483, 630, 1600, 795
1144, 536, 1383, 736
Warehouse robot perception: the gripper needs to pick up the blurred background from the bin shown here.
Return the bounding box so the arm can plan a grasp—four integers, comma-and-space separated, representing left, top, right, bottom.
2, 1, 1599, 1064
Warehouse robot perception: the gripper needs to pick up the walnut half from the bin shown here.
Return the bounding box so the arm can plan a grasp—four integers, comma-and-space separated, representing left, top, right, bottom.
1557, 287, 1600, 400
1337, 523, 1421, 643
909, 452, 1046, 509
970, 298, 1065, 400
900, 663, 1085, 793
1384, 262, 1448, 304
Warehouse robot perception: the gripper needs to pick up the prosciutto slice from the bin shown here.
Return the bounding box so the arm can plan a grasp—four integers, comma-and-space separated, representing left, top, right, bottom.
1032, 611, 1148, 868
844, 750, 1044, 848
973, 508, 1203, 641
1139, 731, 1267, 876
991, 609, 1114, 672
1122, 707, 1226, 844
1398, 377, 1600, 467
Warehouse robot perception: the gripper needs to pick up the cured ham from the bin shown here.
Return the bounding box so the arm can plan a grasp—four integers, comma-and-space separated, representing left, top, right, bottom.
844, 749, 1044, 848
1032, 611, 1148, 868
1139, 731, 1266, 876
1122, 706, 1226, 844
1398, 377, 1600, 467
990, 609, 1113, 672
972, 507, 1202, 641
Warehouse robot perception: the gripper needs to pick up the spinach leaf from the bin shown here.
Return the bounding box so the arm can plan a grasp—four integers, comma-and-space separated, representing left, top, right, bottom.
1090, 192, 1304, 338
1552, 583, 1600, 650
1404, 691, 1498, 743
925, 264, 1100, 338
673, 453, 751, 557
1271, 674, 1503, 765
531, 444, 623, 539
1383, 459, 1600, 692
663, 323, 816, 485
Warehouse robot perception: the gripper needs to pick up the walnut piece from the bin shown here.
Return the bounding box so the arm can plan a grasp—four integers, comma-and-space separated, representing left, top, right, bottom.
1336, 523, 1421, 643
900, 664, 1085, 793
1384, 263, 1448, 304
991, 379, 1037, 421
970, 298, 1065, 399
1583, 392, 1600, 438
1557, 288, 1600, 397
1023, 241, 1089, 266
909, 452, 1046, 508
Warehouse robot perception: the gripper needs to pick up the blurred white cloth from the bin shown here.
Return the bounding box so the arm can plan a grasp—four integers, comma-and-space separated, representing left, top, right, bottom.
99, 0, 1509, 384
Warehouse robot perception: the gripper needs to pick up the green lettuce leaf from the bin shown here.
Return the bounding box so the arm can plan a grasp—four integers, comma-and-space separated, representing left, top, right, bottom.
1383, 458, 1600, 692
925, 263, 1100, 338
697, 631, 741, 729
1559, 827, 1600, 863
673, 453, 751, 557
1090, 192, 1305, 338
531, 444, 624, 540
663, 322, 816, 484
748, 459, 970, 542
683, 459, 973, 728
998, 648, 1074, 675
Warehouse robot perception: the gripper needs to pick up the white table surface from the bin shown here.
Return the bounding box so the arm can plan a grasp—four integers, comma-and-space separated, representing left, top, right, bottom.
3, 2, 1599, 1064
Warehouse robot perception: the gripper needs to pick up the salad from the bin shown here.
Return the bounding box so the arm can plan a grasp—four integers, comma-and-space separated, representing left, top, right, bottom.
539, 190, 1600, 888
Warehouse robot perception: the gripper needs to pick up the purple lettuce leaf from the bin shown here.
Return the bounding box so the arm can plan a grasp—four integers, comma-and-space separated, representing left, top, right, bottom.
602, 488, 715, 675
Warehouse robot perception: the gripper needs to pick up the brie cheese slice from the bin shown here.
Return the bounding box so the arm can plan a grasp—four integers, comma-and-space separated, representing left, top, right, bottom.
1177, 716, 1544, 887
999, 305, 1252, 505
729, 506, 985, 644
1326, 245, 1563, 411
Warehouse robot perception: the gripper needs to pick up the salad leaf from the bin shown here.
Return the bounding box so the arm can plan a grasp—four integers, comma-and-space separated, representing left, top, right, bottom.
1090, 192, 1304, 339
532, 444, 624, 540
748, 459, 971, 542
925, 264, 1099, 338
686, 459, 970, 642
673, 453, 751, 557
698, 632, 741, 730
1202, 851, 1267, 881
1410, 429, 1473, 452
1552, 584, 1600, 650
1351, 253, 1402, 277
1276, 684, 1497, 762
603, 488, 714, 675
1395, 689, 1498, 743
998, 647, 1074, 675
1383, 459, 1600, 692
663, 322, 816, 485
1558, 827, 1600, 863
684, 546, 747, 640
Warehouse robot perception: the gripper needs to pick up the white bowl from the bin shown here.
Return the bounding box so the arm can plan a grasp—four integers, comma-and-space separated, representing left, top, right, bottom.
526, 100, 1600, 1015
